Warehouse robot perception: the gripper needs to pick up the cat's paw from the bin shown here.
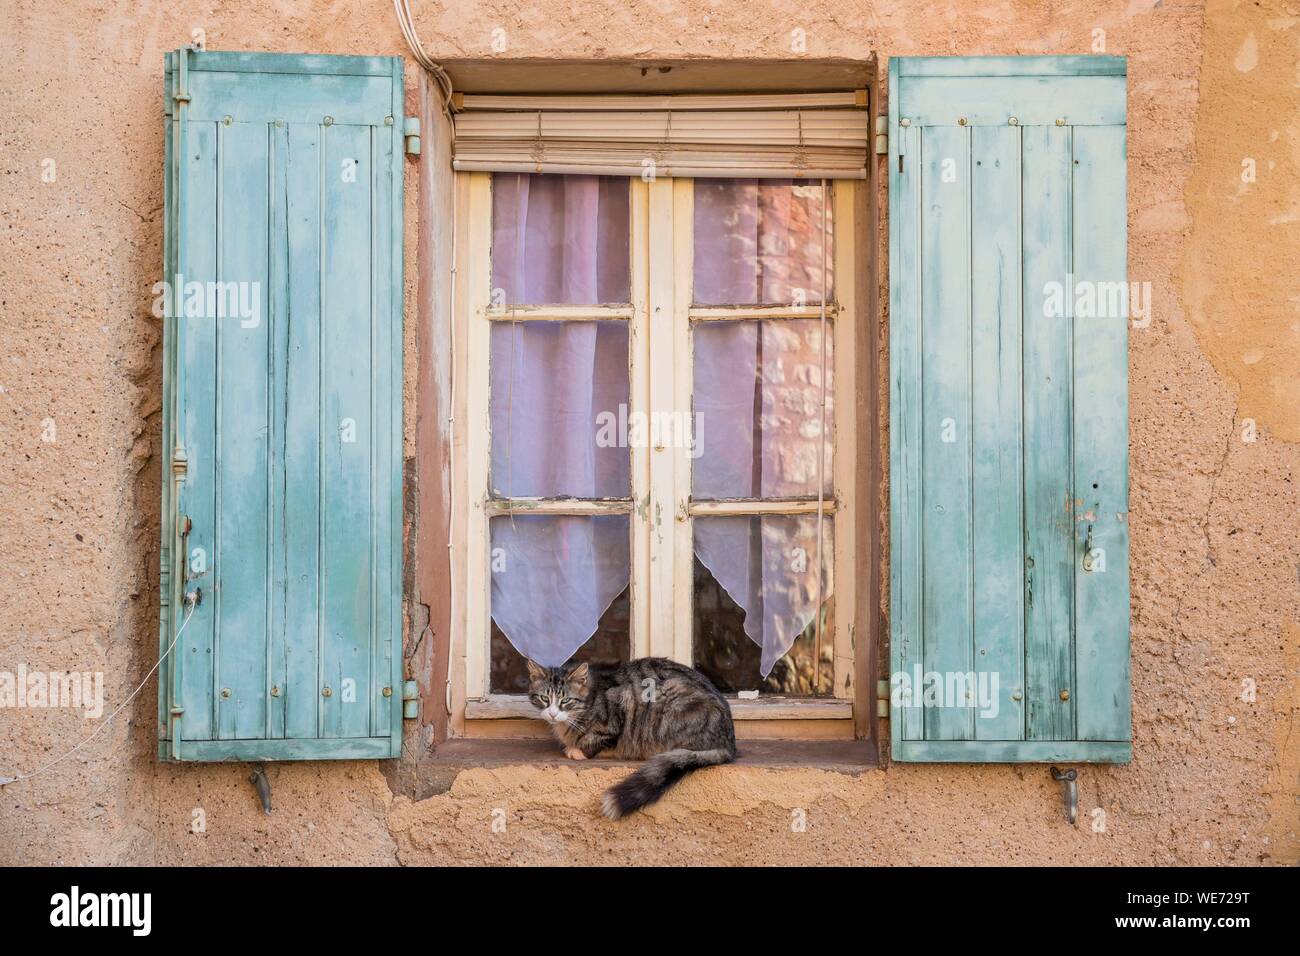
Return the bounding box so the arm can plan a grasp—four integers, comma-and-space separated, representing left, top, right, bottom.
563, 747, 587, 760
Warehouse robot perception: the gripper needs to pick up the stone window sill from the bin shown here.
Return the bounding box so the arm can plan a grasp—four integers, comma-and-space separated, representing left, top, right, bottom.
424, 736, 877, 774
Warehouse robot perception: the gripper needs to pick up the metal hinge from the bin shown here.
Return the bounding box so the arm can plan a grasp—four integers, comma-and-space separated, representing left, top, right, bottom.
874, 115, 888, 155
876, 678, 890, 718
401, 679, 419, 719
403, 116, 421, 155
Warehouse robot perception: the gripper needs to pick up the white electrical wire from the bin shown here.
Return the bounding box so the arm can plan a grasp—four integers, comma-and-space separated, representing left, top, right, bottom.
0, 601, 196, 786
392, 0, 455, 114
391, 0, 458, 709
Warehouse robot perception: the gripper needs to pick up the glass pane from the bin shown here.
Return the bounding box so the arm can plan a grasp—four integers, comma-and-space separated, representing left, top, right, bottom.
693, 515, 834, 696
490, 320, 630, 498
489, 514, 631, 692
692, 320, 833, 499
692, 179, 832, 306
492, 587, 631, 693
492, 173, 630, 305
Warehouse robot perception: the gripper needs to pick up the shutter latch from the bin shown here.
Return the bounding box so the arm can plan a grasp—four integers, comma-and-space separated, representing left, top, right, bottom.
249, 764, 272, 816
1050, 767, 1079, 825
403, 116, 421, 155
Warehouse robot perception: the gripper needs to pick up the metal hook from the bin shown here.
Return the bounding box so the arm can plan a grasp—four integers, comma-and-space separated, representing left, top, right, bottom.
249, 764, 272, 815
1050, 766, 1078, 825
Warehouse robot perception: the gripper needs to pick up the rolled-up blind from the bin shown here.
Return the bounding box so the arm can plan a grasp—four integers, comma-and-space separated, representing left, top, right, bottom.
451, 91, 870, 179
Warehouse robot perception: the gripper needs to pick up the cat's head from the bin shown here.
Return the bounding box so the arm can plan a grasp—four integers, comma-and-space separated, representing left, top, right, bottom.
525, 660, 591, 726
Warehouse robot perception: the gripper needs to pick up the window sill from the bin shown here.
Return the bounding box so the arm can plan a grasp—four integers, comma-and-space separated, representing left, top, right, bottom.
465, 694, 852, 721
425, 736, 877, 774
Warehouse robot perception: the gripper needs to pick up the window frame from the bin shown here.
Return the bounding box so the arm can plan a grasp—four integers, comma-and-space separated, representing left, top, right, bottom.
449, 171, 865, 740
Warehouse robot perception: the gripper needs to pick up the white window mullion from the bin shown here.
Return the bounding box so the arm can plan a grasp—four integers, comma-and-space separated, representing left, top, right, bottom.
669, 178, 695, 666
645, 177, 681, 661
629, 179, 652, 659
831, 181, 857, 699
462, 172, 493, 700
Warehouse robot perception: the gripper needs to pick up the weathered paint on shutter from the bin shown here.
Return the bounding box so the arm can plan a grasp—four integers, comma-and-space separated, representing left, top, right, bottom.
888, 56, 1130, 762
158, 50, 404, 761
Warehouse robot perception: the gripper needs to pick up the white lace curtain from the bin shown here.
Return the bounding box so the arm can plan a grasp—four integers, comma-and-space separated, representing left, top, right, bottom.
488, 173, 830, 677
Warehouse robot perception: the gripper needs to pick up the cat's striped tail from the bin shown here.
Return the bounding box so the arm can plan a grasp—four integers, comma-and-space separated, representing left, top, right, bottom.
601, 748, 734, 819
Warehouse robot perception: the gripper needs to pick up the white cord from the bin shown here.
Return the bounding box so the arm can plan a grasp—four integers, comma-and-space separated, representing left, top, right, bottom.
0, 601, 196, 786
392, 0, 455, 114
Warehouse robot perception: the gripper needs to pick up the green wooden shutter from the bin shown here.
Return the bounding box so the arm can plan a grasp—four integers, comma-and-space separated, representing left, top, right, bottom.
158, 50, 404, 761
888, 56, 1130, 763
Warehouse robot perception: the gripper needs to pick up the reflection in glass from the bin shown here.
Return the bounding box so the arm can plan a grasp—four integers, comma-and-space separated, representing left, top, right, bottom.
692, 515, 833, 690
692, 320, 833, 499
693, 179, 832, 306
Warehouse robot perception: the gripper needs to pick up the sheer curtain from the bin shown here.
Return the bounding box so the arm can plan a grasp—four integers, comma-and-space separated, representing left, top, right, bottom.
487, 174, 831, 678
488, 175, 630, 668
691, 180, 832, 678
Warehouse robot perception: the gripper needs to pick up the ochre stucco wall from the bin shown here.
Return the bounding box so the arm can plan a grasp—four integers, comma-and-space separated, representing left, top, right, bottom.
1, 0, 1296, 865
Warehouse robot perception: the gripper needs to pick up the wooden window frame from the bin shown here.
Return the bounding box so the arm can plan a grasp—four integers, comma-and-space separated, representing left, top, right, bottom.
447, 171, 873, 744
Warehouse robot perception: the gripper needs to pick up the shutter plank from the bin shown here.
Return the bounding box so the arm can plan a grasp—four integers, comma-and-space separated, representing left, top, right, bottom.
215, 121, 272, 741
320, 123, 375, 738
1021, 125, 1076, 741
177, 121, 220, 745
970, 126, 1026, 740
919, 125, 974, 741
268, 120, 290, 740
370, 121, 395, 738
1071, 125, 1131, 742
282, 123, 324, 740
899, 75, 1126, 127
889, 122, 924, 741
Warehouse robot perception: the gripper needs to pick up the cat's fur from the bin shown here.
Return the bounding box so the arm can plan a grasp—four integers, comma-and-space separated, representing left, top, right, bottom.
526, 657, 737, 819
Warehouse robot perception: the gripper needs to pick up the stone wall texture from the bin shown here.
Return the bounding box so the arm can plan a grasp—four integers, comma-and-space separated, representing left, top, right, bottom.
1, 0, 1297, 865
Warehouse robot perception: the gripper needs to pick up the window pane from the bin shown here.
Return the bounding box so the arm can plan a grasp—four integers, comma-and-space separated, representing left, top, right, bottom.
489, 514, 631, 692
492, 587, 630, 693
492, 173, 630, 305
693, 515, 833, 696
692, 179, 832, 306
490, 320, 630, 498
692, 319, 833, 499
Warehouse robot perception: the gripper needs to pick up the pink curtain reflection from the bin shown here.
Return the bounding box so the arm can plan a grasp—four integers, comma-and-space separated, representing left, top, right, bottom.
692, 180, 831, 306
694, 516, 833, 678
692, 320, 833, 500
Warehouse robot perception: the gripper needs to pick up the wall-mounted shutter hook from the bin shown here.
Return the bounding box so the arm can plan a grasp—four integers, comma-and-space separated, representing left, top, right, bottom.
1050, 766, 1078, 825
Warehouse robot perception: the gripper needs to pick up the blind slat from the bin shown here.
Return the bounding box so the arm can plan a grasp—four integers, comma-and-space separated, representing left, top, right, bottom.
452, 94, 870, 178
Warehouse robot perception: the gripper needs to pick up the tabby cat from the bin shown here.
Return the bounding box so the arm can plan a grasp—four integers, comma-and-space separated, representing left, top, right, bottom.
526, 657, 737, 819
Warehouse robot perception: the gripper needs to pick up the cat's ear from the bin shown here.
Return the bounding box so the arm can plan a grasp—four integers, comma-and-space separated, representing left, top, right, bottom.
525, 659, 547, 683
566, 661, 590, 686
